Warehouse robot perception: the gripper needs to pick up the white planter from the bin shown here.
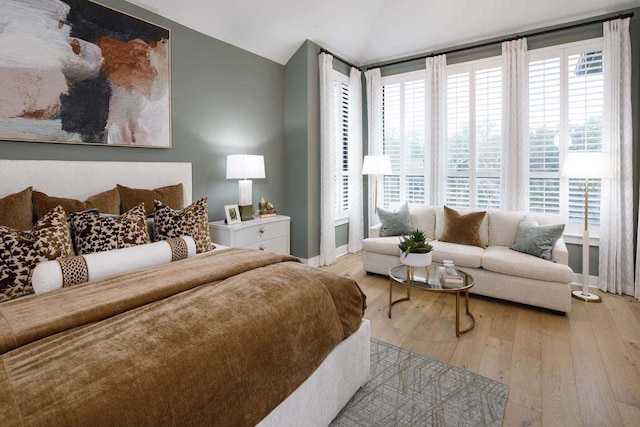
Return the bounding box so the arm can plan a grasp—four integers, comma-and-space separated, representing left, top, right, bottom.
400, 252, 432, 267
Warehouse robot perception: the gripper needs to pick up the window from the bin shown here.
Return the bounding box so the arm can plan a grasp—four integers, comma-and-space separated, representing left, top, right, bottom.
373, 38, 604, 235
380, 71, 426, 209
333, 71, 350, 220
446, 59, 502, 209
528, 40, 603, 231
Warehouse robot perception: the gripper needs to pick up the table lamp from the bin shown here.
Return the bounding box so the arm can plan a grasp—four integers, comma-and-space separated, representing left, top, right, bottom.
561, 151, 612, 302
226, 154, 265, 221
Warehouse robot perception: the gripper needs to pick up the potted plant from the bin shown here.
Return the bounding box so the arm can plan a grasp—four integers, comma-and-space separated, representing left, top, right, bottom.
398, 229, 434, 267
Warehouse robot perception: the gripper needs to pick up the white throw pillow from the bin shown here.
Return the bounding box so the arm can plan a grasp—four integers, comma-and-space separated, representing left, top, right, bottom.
32, 236, 196, 295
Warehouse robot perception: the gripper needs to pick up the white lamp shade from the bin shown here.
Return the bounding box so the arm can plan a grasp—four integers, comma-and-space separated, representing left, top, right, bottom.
226, 154, 266, 179
362, 155, 392, 175
561, 152, 613, 179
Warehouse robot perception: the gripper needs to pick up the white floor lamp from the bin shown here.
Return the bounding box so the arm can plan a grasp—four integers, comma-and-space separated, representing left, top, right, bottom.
362, 155, 392, 211
561, 151, 612, 303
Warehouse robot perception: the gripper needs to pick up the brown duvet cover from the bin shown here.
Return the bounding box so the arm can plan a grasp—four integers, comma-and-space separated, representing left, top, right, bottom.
0, 249, 366, 426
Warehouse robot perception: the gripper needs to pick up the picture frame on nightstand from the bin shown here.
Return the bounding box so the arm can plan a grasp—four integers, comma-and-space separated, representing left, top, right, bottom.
224, 204, 241, 224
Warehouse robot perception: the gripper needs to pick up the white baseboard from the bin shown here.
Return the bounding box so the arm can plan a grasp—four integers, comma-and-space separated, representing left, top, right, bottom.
299, 245, 349, 268
336, 244, 348, 258
572, 273, 599, 289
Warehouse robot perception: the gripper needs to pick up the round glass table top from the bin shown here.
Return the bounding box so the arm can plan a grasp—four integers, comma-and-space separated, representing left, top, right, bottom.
388, 264, 474, 292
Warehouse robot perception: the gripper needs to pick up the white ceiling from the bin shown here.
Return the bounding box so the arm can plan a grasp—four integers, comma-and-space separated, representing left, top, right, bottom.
127, 0, 640, 66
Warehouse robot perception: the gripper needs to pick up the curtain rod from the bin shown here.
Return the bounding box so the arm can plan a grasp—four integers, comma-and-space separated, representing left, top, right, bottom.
319, 48, 360, 70
365, 11, 634, 71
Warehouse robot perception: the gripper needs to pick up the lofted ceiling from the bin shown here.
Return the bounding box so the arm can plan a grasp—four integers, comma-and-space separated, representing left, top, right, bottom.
127, 0, 640, 66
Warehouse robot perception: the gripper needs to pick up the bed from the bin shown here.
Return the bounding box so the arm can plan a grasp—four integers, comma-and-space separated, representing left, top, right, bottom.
0, 160, 370, 426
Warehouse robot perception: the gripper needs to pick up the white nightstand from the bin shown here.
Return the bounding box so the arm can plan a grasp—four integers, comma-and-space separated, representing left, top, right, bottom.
209, 215, 290, 255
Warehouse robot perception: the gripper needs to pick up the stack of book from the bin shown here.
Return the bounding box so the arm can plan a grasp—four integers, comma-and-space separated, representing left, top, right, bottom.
441, 271, 463, 285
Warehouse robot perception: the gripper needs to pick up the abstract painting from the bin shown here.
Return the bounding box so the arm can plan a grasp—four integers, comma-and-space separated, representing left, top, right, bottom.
0, 0, 171, 148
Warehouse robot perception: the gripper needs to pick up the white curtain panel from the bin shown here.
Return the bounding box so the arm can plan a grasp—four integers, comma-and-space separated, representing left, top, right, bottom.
425, 55, 447, 206
600, 18, 634, 296
365, 68, 383, 230
319, 53, 336, 266
348, 67, 364, 253
500, 38, 529, 211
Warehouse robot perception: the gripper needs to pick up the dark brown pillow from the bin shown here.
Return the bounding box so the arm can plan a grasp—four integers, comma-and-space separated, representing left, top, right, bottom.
439, 206, 487, 248
153, 197, 213, 253
32, 188, 121, 220
0, 187, 33, 231
0, 206, 74, 302
69, 204, 151, 255
117, 184, 183, 215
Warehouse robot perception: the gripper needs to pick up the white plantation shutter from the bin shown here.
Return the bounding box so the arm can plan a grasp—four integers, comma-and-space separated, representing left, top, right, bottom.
528, 57, 561, 214
475, 66, 502, 209
446, 59, 501, 209
445, 177, 470, 207
333, 74, 350, 219
528, 40, 604, 230
382, 82, 400, 208
567, 50, 603, 227
381, 72, 426, 209
446, 71, 470, 207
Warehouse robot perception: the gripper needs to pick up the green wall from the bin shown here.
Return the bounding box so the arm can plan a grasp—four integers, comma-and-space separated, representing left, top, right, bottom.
284, 40, 348, 260
0, 0, 285, 223
362, 8, 640, 277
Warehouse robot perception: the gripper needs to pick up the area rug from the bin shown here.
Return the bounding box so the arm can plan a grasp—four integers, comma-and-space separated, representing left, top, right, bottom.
330, 339, 508, 426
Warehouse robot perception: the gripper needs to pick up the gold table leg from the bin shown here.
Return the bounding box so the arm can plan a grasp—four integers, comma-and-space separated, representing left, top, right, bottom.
388, 278, 411, 319
455, 289, 476, 337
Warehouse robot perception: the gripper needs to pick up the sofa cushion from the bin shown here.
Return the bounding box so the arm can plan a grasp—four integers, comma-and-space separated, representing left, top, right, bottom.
481, 246, 573, 283
409, 206, 437, 239
436, 207, 489, 247
511, 216, 565, 261
488, 210, 565, 247
362, 236, 403, 256
430, 241, 484, 268
439, 206, 487, 248
377, 203, 413, 237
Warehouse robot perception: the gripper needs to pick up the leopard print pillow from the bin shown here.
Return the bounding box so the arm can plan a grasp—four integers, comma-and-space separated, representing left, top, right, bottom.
153, 197, 213, 253
70, 204, 151, 255
0, 206, 74, 302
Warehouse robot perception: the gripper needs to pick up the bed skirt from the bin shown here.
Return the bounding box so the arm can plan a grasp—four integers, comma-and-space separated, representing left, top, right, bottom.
258, 319, 371, 426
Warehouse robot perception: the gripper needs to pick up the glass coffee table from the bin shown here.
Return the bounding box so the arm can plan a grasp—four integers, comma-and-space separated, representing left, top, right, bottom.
388, 264, 475, 337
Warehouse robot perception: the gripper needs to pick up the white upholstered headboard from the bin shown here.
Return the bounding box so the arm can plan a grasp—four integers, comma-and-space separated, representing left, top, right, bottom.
0, 160, 192, 206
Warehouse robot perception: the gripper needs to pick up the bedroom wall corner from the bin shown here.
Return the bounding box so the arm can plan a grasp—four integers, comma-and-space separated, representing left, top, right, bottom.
284, 42, 311, 259
0, 0, 285, 224
284, 40, 351, 261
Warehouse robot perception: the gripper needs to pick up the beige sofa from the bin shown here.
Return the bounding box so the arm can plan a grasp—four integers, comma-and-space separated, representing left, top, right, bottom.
363, 206, 573, 313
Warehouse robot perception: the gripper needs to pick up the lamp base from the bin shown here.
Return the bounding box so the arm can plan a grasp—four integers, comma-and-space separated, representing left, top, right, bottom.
239, 205, 253, 221
571, 289, 602, 303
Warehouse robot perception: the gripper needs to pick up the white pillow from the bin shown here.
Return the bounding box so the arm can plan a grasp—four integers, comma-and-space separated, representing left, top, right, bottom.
32, 236, 196, 295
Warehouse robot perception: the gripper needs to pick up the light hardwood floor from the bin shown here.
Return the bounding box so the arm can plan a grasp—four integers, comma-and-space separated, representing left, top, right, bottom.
321, 252, 640, 427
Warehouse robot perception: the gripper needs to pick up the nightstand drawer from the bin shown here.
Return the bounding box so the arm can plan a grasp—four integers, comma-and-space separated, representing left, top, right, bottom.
209, 215, 290, 255
233, 221, 289, 246
244, 236, 289, 254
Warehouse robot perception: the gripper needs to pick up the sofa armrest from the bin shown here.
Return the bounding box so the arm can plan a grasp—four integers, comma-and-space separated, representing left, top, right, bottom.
369, 224, 381, 238
552, 238, 569, 265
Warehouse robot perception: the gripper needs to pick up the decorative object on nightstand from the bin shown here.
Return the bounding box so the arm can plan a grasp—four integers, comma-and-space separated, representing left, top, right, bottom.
258, 197, 277, 218
209, 215, 290, 255
362, 155, 392, 209
226, 154, 266, 221
561, 151, 613, 303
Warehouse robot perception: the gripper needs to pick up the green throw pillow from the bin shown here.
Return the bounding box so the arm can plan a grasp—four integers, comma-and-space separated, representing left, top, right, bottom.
377, 203, 413, 237
511, 216, 565, 261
